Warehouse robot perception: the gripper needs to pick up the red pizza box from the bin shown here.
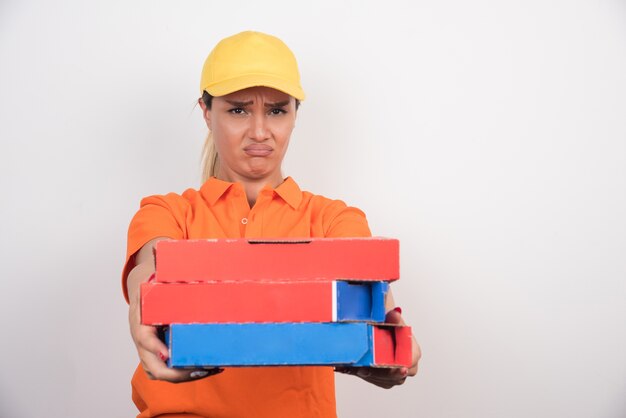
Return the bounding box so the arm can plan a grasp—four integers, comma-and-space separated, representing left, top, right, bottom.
154, 237, 399, 283
141, 280, 389, 325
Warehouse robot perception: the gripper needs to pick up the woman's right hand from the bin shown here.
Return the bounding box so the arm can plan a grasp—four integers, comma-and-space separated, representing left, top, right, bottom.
127, 238, 224, 383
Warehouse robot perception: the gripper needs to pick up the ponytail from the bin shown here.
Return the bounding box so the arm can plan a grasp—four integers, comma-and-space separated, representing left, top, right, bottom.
200, 91, 218, 182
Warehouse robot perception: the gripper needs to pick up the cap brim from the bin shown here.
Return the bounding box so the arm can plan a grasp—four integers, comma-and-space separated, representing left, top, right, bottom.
203, 73, 305, 101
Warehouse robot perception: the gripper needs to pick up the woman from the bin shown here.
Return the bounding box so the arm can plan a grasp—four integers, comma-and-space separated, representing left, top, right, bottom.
123, 31, 420, 418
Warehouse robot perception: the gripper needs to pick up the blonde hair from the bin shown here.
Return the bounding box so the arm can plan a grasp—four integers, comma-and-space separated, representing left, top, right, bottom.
200, 91, 218, 183
201, 131, 219, 183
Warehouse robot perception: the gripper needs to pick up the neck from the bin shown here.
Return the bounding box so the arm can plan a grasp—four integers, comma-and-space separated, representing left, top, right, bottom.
216, 168, 284, 207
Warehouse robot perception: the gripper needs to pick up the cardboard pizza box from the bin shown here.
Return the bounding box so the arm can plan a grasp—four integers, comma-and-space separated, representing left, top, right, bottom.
164, 322, 412, 368
141, 280, 389, 325
154, 237, 399, 283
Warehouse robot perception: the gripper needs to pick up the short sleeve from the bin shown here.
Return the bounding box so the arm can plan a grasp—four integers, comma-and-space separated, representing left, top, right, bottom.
322, 200, 372, 238
121, 193, 189, 302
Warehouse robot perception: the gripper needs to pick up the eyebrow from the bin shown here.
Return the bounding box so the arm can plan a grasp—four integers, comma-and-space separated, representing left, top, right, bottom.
264, 100, 290, 108
225, 100, 253, 107
224, 100, 290, 108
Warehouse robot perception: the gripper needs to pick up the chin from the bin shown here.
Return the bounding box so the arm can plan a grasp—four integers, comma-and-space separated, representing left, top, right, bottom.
245, 164, 276, 179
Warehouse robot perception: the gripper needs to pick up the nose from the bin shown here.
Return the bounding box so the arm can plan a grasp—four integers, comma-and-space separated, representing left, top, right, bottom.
249, 113, 270, 142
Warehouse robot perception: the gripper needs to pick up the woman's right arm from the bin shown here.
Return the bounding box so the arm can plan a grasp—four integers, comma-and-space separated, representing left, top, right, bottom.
127, 237, 223, 383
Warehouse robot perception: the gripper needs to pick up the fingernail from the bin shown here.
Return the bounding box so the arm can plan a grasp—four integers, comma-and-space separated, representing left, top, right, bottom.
401, 367, 408, 376
158, 352, 168, 361
190, 371, 209, 378
393, 306, 403, 314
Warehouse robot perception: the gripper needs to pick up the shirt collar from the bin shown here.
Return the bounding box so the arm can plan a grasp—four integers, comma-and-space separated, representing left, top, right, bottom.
274, 176, 302, 209
201, 177, 234, 206
200, 176, 302, 209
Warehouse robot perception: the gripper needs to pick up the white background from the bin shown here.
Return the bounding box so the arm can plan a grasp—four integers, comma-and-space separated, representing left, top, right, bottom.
1, 1, 625, 417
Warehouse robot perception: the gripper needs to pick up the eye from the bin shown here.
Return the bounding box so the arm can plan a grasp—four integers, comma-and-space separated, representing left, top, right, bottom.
269, 108, 287, 115
228, 107, 246, 115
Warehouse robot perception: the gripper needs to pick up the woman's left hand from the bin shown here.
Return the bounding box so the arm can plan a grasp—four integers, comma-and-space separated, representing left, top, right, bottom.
335, 308, 421, 389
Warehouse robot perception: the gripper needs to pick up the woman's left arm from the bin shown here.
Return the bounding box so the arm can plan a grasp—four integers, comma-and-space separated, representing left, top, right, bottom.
336, 288, 421, 389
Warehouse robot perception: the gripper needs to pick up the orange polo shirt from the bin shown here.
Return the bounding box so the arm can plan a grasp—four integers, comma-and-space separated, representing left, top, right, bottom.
122, 176, 371, 418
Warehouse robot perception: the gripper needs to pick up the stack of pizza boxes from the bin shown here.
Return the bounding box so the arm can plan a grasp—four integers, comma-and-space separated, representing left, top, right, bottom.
141, 238, 412, 369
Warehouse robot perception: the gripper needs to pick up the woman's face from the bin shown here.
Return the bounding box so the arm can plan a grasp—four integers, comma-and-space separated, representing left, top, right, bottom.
200, 86, 297, 184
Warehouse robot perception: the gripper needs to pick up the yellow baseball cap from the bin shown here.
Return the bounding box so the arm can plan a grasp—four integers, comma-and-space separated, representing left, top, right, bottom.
200, 31, 305, 101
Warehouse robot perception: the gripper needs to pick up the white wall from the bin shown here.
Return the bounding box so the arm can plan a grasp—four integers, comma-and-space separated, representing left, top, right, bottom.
1, 1, 625, 417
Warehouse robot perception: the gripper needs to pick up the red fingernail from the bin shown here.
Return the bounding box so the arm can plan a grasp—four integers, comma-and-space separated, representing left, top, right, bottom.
158, 352, 168, 361
393, 306, 403, 314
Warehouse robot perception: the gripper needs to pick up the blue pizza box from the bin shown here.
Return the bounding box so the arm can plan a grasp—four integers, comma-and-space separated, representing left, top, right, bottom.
164, 322, 412, 368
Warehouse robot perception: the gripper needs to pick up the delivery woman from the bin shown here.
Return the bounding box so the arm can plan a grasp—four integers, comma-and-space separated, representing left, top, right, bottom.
123, 30, 420, 418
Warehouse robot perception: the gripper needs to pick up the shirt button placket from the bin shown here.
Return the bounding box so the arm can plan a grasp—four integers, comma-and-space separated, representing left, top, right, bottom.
233, 186, 250, 237
246, 193, 269, 238
244, 211, 254, 237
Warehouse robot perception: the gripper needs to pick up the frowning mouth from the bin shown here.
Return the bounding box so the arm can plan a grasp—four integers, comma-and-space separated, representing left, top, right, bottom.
243, 144, 273, 157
